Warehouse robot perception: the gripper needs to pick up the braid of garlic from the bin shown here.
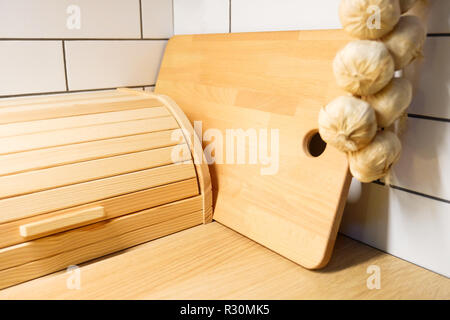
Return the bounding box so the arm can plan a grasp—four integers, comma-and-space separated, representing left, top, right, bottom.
318, 0, 426, 183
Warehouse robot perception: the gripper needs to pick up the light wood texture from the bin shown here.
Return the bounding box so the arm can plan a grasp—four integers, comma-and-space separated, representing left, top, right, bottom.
0, 208, 203, 289
0, 89, 132, 108
0, 144, 191, 199
1, 196, 203, 272
0, 178, 199, 248
146, 92, 213, 224
0, 107, 170, 137
1, 222, 448, 299
155, 30, 354, 268
119, 88, 213, 223
0, 90, 211, 289
0, 96, 163, 124
0, 162, 196, 224
0, 129, 182, 177
19, 206, 106, 239
0, 116, 179, 155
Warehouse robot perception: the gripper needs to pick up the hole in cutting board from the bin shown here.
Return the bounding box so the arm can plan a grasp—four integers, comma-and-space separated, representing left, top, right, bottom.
304, 130, 327, 157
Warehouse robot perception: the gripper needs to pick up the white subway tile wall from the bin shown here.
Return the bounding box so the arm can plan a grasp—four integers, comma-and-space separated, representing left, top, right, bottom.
409, 38, 450, 119
391, 117, 450, 200
65, 40, 166, 90
342, 182, 450, 278
0, 0, 172, 97
427, 0, 450, 33
142, 0, 174, 38
231, 0, 340, 32
0, 41, 66, 95
174, 0, 230, 34
0, 0, 141, 39
174, 0, 450, 277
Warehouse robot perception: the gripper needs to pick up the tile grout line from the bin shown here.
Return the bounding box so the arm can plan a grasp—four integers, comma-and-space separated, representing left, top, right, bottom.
372, 181, 450, 204
61, 40, 69, 91
229, 0, 232, 33
427, 33, 450, 37
139, 0, 144, 39
172, 0, 175, 36
408, 113, 450, 123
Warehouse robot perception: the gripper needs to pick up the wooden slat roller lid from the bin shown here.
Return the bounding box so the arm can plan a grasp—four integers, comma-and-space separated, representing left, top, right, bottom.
0, 89, 212, 289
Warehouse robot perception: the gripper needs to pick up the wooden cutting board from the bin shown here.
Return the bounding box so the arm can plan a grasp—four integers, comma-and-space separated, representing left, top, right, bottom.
155, 30, 354, 269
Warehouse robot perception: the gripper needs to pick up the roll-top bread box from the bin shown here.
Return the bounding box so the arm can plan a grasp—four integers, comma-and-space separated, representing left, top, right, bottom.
0, 89, 212, 289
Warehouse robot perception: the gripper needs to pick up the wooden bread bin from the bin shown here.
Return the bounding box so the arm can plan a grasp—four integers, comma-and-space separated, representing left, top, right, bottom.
0, 89, 212, 289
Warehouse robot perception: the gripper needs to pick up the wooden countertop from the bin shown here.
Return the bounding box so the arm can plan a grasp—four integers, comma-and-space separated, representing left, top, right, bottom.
1, 222, 448, 299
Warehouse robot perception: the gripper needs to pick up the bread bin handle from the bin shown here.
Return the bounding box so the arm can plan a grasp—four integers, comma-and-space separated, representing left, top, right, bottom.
19, 206, 105, 239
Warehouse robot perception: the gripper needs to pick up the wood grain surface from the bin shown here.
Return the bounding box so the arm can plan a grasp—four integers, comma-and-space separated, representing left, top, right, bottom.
0, 90, 133, 108
0, 162, 196, 224
0, 196, 203, 272
0, 96, 163, 124
0, 209, 203, 290
0, 107, 170, 137
0, 178, 199, 248
0, 144, 191, 199
155, 30, 354, 268
0, 90, 210, 289
0, 129, 183, 177
1, 222, 447, 299
119, 89, 214, 224
0, 116, 179, 155
19, 206, 106, 239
